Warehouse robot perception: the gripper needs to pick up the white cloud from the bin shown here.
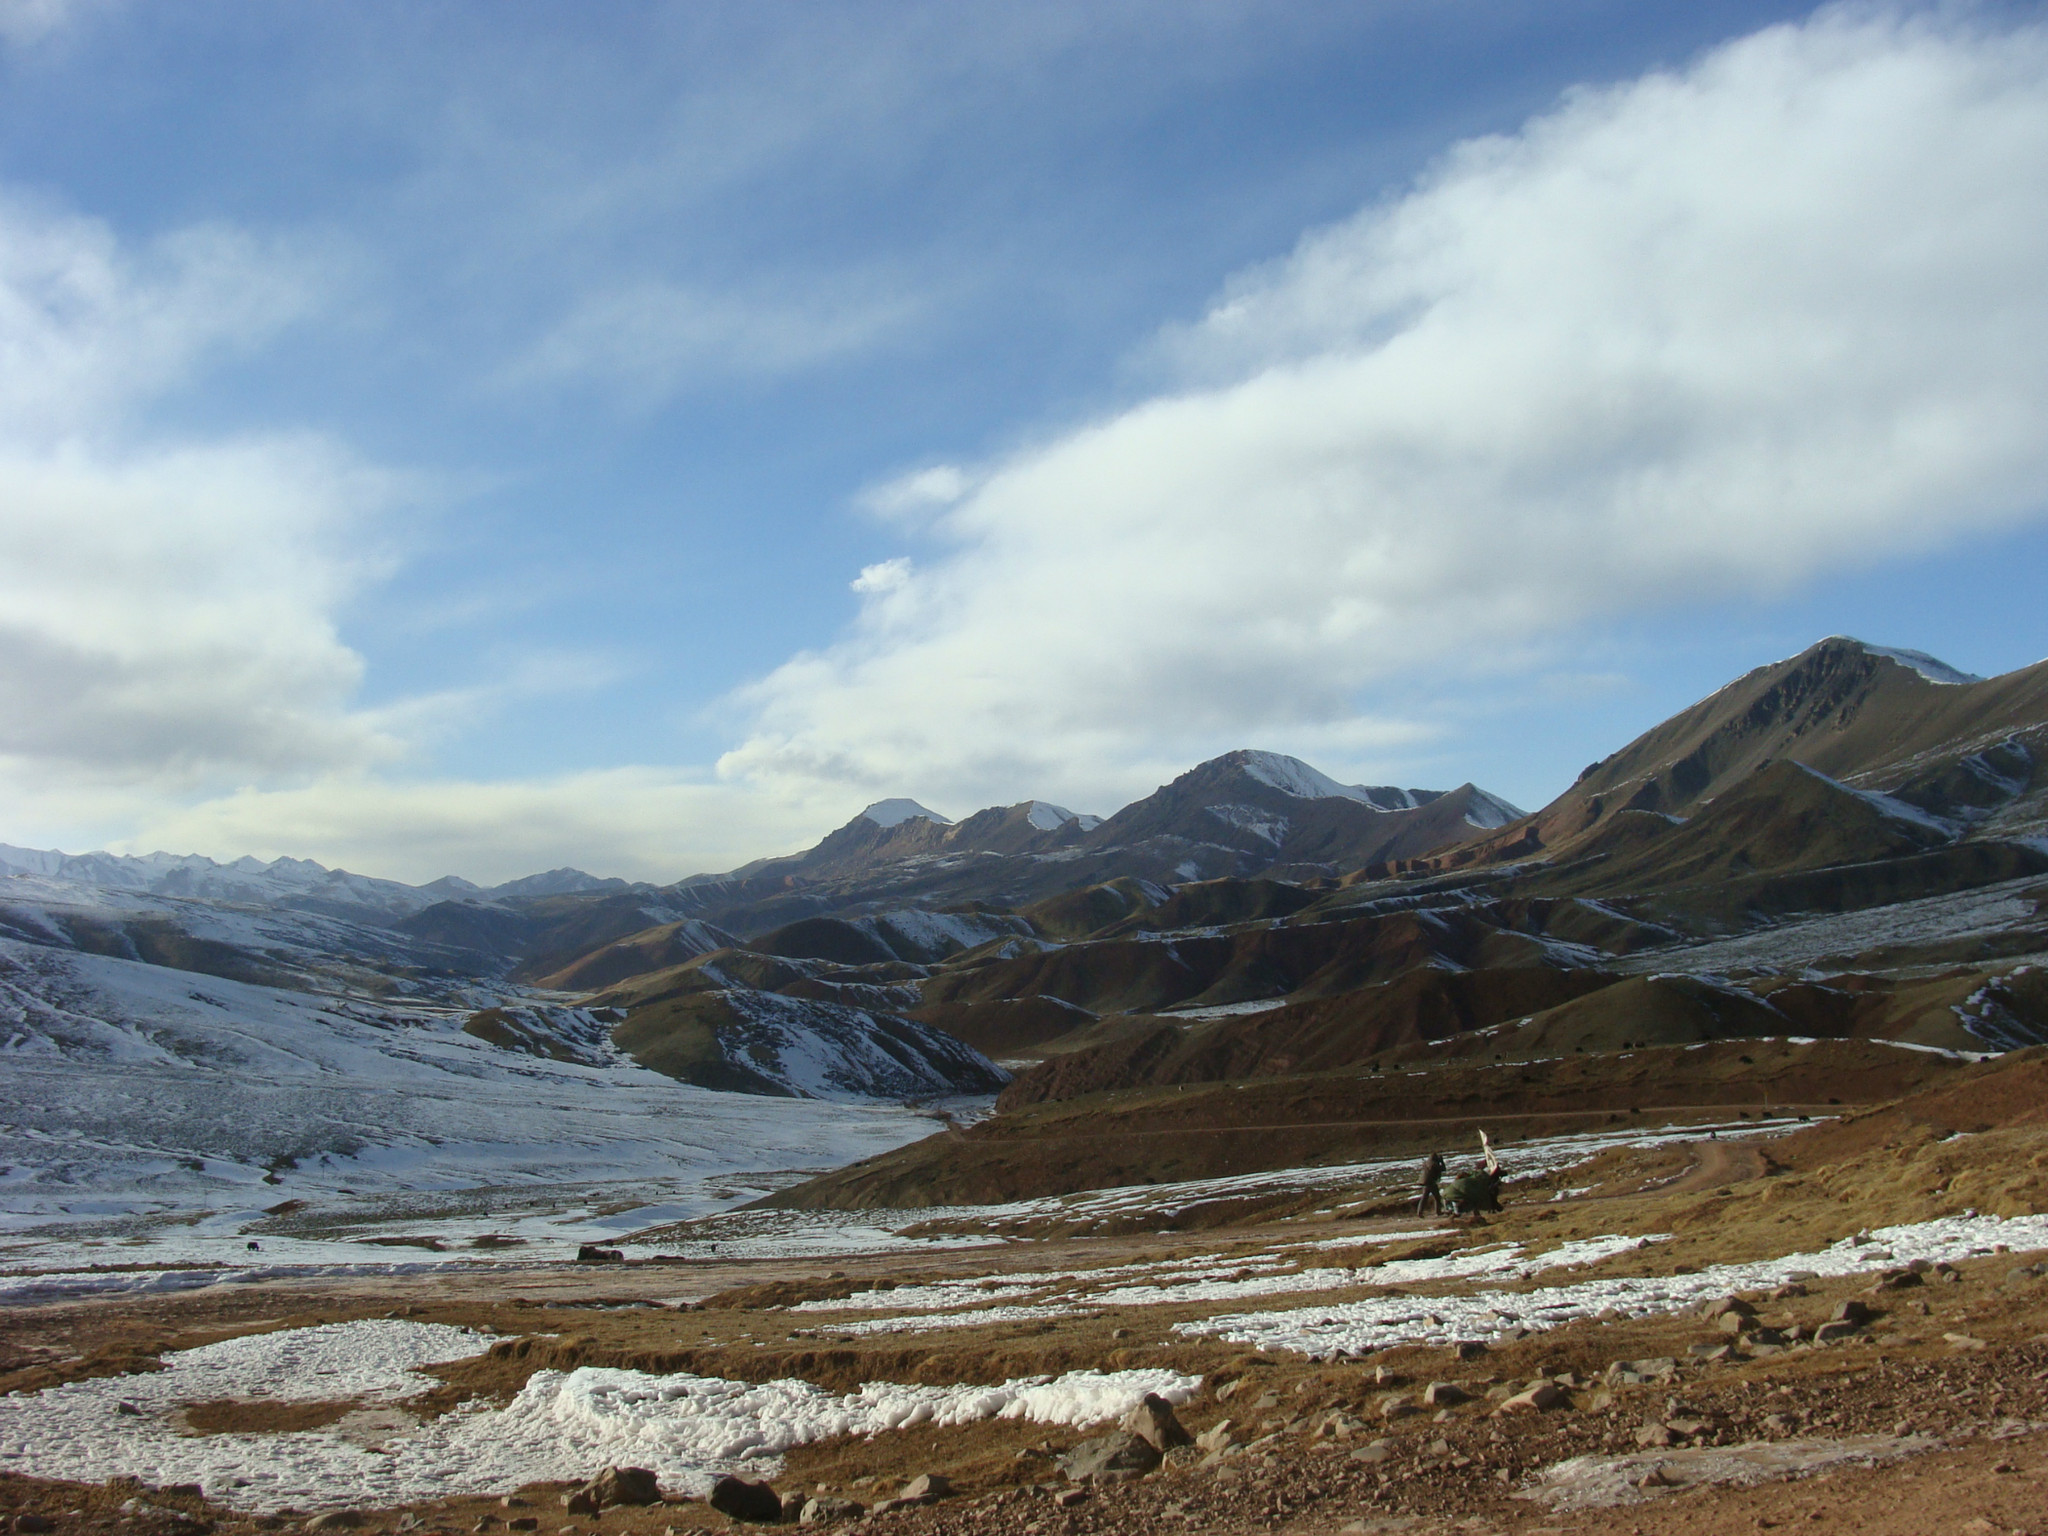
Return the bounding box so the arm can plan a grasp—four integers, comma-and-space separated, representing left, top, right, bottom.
0, 193, 316, 442
0, 195, 405, 831
127, 769, 858, 887
850, 557, 914, 596
858, 464, 971, 520
0, 0, 102, 48
719, 6, 2048, 813
506, 277, 923, 400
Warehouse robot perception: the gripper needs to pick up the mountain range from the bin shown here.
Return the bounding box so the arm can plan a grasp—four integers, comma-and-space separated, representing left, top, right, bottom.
4, 636, 2047, 1152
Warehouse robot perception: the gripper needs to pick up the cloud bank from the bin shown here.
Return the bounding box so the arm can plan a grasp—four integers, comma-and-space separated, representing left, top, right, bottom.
720, 7, 2048, 813
0, 196, 400, 834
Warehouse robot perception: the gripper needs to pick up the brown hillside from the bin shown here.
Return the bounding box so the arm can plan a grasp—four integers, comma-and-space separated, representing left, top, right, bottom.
532, 917, 736, 990
1421, 637, 2048, 872
761, 1038, 1963, 1210
997, 966, 1619, 1106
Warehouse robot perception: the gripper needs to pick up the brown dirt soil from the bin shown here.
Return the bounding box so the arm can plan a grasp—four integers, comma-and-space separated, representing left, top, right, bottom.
772, 1039, 1963, 1211
176, 1399, 366, 1434
9, 1052, 2048, 1536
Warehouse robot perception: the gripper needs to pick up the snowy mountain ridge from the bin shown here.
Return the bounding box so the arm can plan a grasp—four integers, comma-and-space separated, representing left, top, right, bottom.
0, 844, 631, 920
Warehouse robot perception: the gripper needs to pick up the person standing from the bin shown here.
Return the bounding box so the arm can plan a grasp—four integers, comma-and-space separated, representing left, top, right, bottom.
1416, 1149, 1445, 1216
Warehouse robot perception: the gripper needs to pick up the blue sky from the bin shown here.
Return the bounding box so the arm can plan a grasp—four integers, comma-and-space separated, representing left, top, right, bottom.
3, 0, 2047, 883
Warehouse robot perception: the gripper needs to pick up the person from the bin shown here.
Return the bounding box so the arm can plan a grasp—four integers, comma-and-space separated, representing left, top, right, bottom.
1416, 1150, 1445, 1216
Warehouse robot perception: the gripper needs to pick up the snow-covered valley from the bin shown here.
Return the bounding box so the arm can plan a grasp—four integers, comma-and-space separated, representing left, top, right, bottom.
0, 935, 976, 1276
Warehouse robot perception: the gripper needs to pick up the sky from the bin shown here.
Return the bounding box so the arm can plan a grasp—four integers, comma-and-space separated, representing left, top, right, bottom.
4, 0, 2048, 885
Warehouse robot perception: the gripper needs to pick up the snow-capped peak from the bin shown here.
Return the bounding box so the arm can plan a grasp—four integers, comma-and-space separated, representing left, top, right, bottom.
1025, 801, 1081, 832
861, 798, 952, 828
1836, 638, 1984, 687
1234, 750, 1383, 804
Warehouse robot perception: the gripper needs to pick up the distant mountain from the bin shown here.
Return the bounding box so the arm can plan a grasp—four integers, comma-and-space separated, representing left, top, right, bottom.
1081, 749, 1519, 876
0, 843, 643, 924
1426, 635, 2048, 876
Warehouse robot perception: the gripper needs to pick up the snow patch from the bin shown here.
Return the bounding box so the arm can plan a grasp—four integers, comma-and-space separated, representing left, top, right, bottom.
1461, 788, 1526, 829
861, 799, 951, 828
1839, 639, 1984, 686
0, 1320, 1196, 1510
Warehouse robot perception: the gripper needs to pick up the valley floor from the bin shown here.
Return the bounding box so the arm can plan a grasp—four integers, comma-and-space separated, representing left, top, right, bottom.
3, 1057, 2047, 1536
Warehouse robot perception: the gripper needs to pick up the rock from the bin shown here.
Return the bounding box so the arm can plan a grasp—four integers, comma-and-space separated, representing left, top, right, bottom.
707, 1476, 784, 1524
506, 1523, 538, 1533
556, 1493, 598, 1517
1943, 1332, 1989, 1350
585, 1469, 660, 1508
1379, 1394, 1418, 1419
1813, 1320, 1861, 1344
1372, 1366, 1404, 1386
1770, 1282, 1808, 1300
1831, 1299, 1874, 1327
1604, 1357, 1678, 1385
1700, 1296, 1755, 1320
1315, 1410, 1367, 1439
1870, 1269, 1923, 1292
574, 1245, 623, 1263
1056, 1490, 1089, 1508
1121, 1393, 1192, 1452
1421, 1382, 1468, 1407
1717, 1311, 1754, 1334
1349, 1440, 1393, 1464
1761, 1413, 1797, 1436
898, 1475, 951, 1504
497, 1499, 526, 1511
304, 1518, 364, 1534
1634, 1423, 1679, 1448
798, 1497, 863, 1524
1061, 1431, 1161, 1484
1194, 1420, 1236, 1454
1453, 1341, 1488, 1361
1496, 1381, 1566, 1413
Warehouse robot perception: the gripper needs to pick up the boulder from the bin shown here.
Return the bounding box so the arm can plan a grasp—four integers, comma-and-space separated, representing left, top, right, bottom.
557, 1490, 599, 1516
1194, 1420, 1236, 1454
1717, 1311, 1754, 1335
798, 1498, 864, 1525
1420, 1382, 1468, 1408
1379, 1394, 1418, 1419
584, 1468, 660, 1508
1496, 1381, 1566, 1413
1700, 1296, 1755, 1320
1605, 1357, 1678, 1385
1813, 1320, 1860, 1343
575, 1245, 624, 1263
304, 1518, 364, 1534
897, 1475, 951, 1504
1060, 1431, 1162, 1484
1122, 1394, 1192, 1452
707, 1476, 784, 1524
1831, 1299, 1874, 1327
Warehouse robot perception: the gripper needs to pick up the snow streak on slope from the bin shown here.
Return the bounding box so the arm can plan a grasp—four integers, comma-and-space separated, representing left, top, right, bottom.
0, 938, 967, 1270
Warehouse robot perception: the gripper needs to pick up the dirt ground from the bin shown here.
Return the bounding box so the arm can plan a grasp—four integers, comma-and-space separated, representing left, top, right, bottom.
6, 1063, 2048, 1536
